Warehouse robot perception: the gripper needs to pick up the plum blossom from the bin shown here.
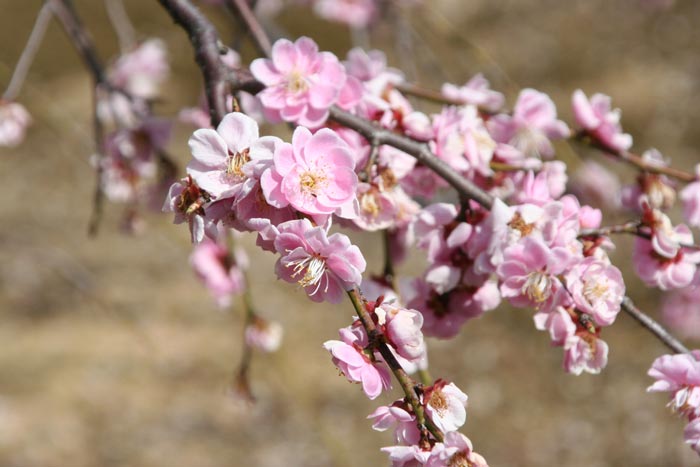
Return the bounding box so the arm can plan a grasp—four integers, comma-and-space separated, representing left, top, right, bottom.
572, 89, 632, 153
109, 39, 168, 99
324, 323, 391, 399
163, 176, 210, 243
250, 36, 349, 127
563, 334, 609, 375
376, 302, 426, 362
245, 316, 283, 352
0, 100, 31, 147
314, 0, 377, 28
662, 279, 700, 340
564, 257, 625, 327
368, 403, 420, 445
380, 445, 431, 467
441, 73, 505, 112
680, 165, 700, 228
425, 431, 489, 467
487, 88, 570, 160
262, 126, 358, 222
648, 351, 700, 419
273, 219, 366, 303
423, 380, 468, 433
190, 238, 245, 307
187, 112, 280, 200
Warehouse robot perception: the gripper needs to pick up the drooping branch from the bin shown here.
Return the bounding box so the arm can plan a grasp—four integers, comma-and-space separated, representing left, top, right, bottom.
158, 0, 228, 127
157, 0, 692, 360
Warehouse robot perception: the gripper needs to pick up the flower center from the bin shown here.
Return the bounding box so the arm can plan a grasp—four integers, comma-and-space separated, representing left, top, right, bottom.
522, 271, 552, 303
360, 191, 380, 217
299, 170, 327, 197
226, 148, 250, 178
448, 453, 470, 467
290, 254, 328, 292
583, 278, 609, 304
508, 212, 535, 237
428, 389, 448, 415
287, 71, 308, 93
511, 126, 547, 158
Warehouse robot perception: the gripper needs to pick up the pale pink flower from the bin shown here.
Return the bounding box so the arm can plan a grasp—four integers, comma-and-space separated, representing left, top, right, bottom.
564, 257, 625, 327
190, 238, 245, 308
441, 73, 505, 112
570, 160, 621, 209
250, 36, 347, 127
162, 176, 208, 243
533, 307, 576, 346
381, 445, 430, 467
680, 165, 700, 228
487, 88, 570, 160
261, 126, 358, 222
563, 335, 609, 375
0, 101, 31, 147
497, 236, 570, 311
648, 351, 700, 418
109, 38, 168, 99
423, 380, 468, 433
572, 89, 632, 153
345, 47, 388, 82
685, 418, 700, 456
274, 219, 366, 303
324, 324, 392, 399
426, 431, 489, 467
368, 403, 420, 445
187, 112, 280, 200
245, 316, 283, 352
376, 302, 426, 362
314, 0, 377, 28
353, 182, 399, 231
509, 161, 567, 205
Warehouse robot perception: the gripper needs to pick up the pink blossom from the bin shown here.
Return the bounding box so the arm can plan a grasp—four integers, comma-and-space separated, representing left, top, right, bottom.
261, 126, 358, 222
368, 403, 420, 445
345, 47, 388, 82
497, 236, 570, 311
487, 88, 570, 160
324, 324, 392, 399
441, 73, 505, 112
680, 165, 700, 228
0, 101, 31, 147
353, 182, 399, 231
572, 89, 632, 153
662, 281, 700, 340
187, 112, 280, 200
190, 238, 245, 308
423, 380, 468, 433
563, 335, 609, 375
533, 307, 576, 346
245, 316, 283, 352
377, 302, 426, 362
250, 36, 348, 127
648, 351, 700, 418
685, 418, 700, 456
509, 161, 568, 205
564, 257, 625, 327
273, 219, 366, 303
109, 39, 168, 99
426, 431, 489, 467
380, 445, 430, 467
313, 0, 377, 28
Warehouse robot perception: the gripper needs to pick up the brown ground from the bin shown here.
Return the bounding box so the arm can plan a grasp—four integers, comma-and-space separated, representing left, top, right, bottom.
1, 1, 700, 466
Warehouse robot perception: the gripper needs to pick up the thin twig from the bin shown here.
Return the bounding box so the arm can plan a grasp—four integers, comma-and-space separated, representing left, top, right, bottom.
104, 0, 137, 52
223, 0, 272, 57
3, 2, 53, 101
621, 297, 690, 354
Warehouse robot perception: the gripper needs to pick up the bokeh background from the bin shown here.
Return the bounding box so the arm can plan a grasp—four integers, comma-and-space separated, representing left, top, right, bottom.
2, 0, 700, 466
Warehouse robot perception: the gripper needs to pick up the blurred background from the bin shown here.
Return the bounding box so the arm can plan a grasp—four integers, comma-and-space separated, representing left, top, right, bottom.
1, 0, 700, 466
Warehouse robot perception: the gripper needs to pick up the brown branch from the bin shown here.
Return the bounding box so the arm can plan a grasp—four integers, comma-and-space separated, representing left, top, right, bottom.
158, 0, 228, 126
621, 297, 690, 354
223, 0, 272, 57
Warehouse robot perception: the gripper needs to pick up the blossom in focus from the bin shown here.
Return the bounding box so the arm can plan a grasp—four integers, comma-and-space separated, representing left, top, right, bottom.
273, 219, 366, 303
648, 351, 700, 419
367, 403, 420, 445
261, 126, 358, 223
245, 316, 283, 352
488, 88, 570, 160
0, 100, 31, 147
572, 89, 632, 153
563, 335, 609, 375
250, 36, 348, 127
423, 380, 468, 433
680, 165, 700, 228
324, 324, 391, 399
564, 257, 625, 327
425, 431, 489, 467
187, 112, 280, 200
441, 73, 505, 113
190, 238, 246, 308
376, 302, 426, 362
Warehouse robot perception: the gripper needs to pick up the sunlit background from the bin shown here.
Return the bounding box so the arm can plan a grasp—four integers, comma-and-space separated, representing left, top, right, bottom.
1, 1, 700, 466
